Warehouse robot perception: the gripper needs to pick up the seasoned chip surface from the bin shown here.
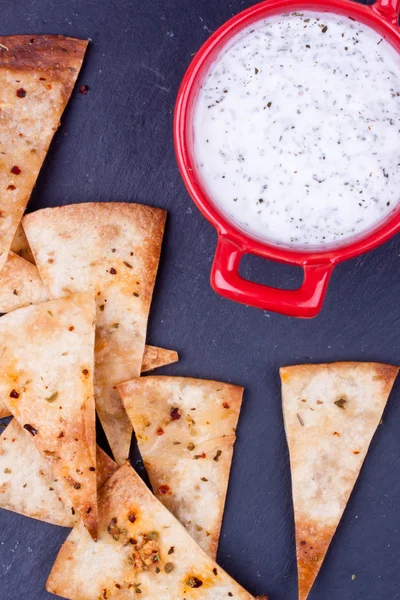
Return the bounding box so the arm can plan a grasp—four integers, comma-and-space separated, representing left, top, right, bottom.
0, 35, 87, 271
118, 376, 243, 558
0, 291, 98, 539
24, 202, 166, 465
0, 420, 117, 527
0, 418, 76, 527
0, 340, 176, 420
0, 252, 48, 314
47, 463, 254, 600
281, 362, 399, 600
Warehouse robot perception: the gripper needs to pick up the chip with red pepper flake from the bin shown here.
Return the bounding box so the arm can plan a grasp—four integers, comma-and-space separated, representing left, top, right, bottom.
46, 463, 255, 600
0, 339, 176, 418
0, 291, 98, 540
118, 376, 244, 559
0, 252, 48, 318
281, 362, 399, 600
0, 34, 87, 274
0, 257, 177, 417
0, 341, 177, 419
23, 202, 166, 466
0, 419, 117, 527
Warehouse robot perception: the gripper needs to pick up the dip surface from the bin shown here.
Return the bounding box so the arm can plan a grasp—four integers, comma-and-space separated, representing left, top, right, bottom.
193, 11, 400, 247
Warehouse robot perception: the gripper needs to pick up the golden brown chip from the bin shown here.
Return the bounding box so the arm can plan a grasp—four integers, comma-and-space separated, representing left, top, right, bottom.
141, 345, 178, 373
23, 202, 166, 465
0, 252, 48, 313
0, 35, 87, 271
46, 463, 255, 600
0, 419, 117, 527
0, 341, 177, 419
281, 362, 399, 600
0, 291, 98, 539
118, 376, 243, 559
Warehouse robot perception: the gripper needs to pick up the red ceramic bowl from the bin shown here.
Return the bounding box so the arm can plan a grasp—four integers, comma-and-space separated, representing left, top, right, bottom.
175, 0, 400, 318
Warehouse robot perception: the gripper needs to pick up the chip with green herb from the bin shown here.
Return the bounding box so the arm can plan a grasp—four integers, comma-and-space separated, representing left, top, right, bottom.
46, 463, 254, 600
0, 419, 117, 527
280, 362, 399, 600
0, 292, 99, 540
118, 376, 244, 560
23, 202, 166, 466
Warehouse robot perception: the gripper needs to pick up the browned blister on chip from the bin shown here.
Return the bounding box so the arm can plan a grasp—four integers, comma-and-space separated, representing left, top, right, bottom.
46, 462, 255, 600
0, 291, 98, 539
118, 376, 243, 559
23, 202, 166, 465
0, 419, 117, 527
280, 362, 399, 600
0, 35, 87, 271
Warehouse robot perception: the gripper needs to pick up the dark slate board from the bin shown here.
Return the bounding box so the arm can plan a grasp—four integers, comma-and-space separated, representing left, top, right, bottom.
1, 1, 400, 599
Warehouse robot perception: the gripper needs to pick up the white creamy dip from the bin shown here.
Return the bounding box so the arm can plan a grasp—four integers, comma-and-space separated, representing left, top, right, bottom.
193, 11, 400, 247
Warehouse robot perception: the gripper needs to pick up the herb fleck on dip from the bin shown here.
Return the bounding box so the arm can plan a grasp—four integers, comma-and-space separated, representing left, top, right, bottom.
193, 12, 400, 246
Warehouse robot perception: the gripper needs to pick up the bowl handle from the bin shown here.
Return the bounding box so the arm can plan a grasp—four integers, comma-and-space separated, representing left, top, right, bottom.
373, 0, 400, 24
211, 235, 334, 318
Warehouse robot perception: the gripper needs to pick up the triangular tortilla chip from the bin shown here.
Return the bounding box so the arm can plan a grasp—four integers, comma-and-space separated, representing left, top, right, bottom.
0, 291, 98, 539
0, 341, 177, 419
46, 462, 254, 600
10, 224, 35, 263
118, 376, 243, 559
141, 345, 178, 373
0, 35, 87, 272
23, 202, 166, 465
0, 419, 117, 527
0, 252, 48, 313
280, 362, 399, 600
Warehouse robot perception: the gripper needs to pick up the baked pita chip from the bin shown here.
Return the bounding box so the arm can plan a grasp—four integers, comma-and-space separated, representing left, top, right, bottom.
141, 345, 178, 373
23, 202, 166, 465
0, 252, 48, 313
118, 376, 243, 559
280, 362, 399, 600
10, 224, 35, 263
0, 35, 87, 272
0, 340, 175, 419
46, 462, 254, 600
0, 291, 98, 539
0, 419, 117, 527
